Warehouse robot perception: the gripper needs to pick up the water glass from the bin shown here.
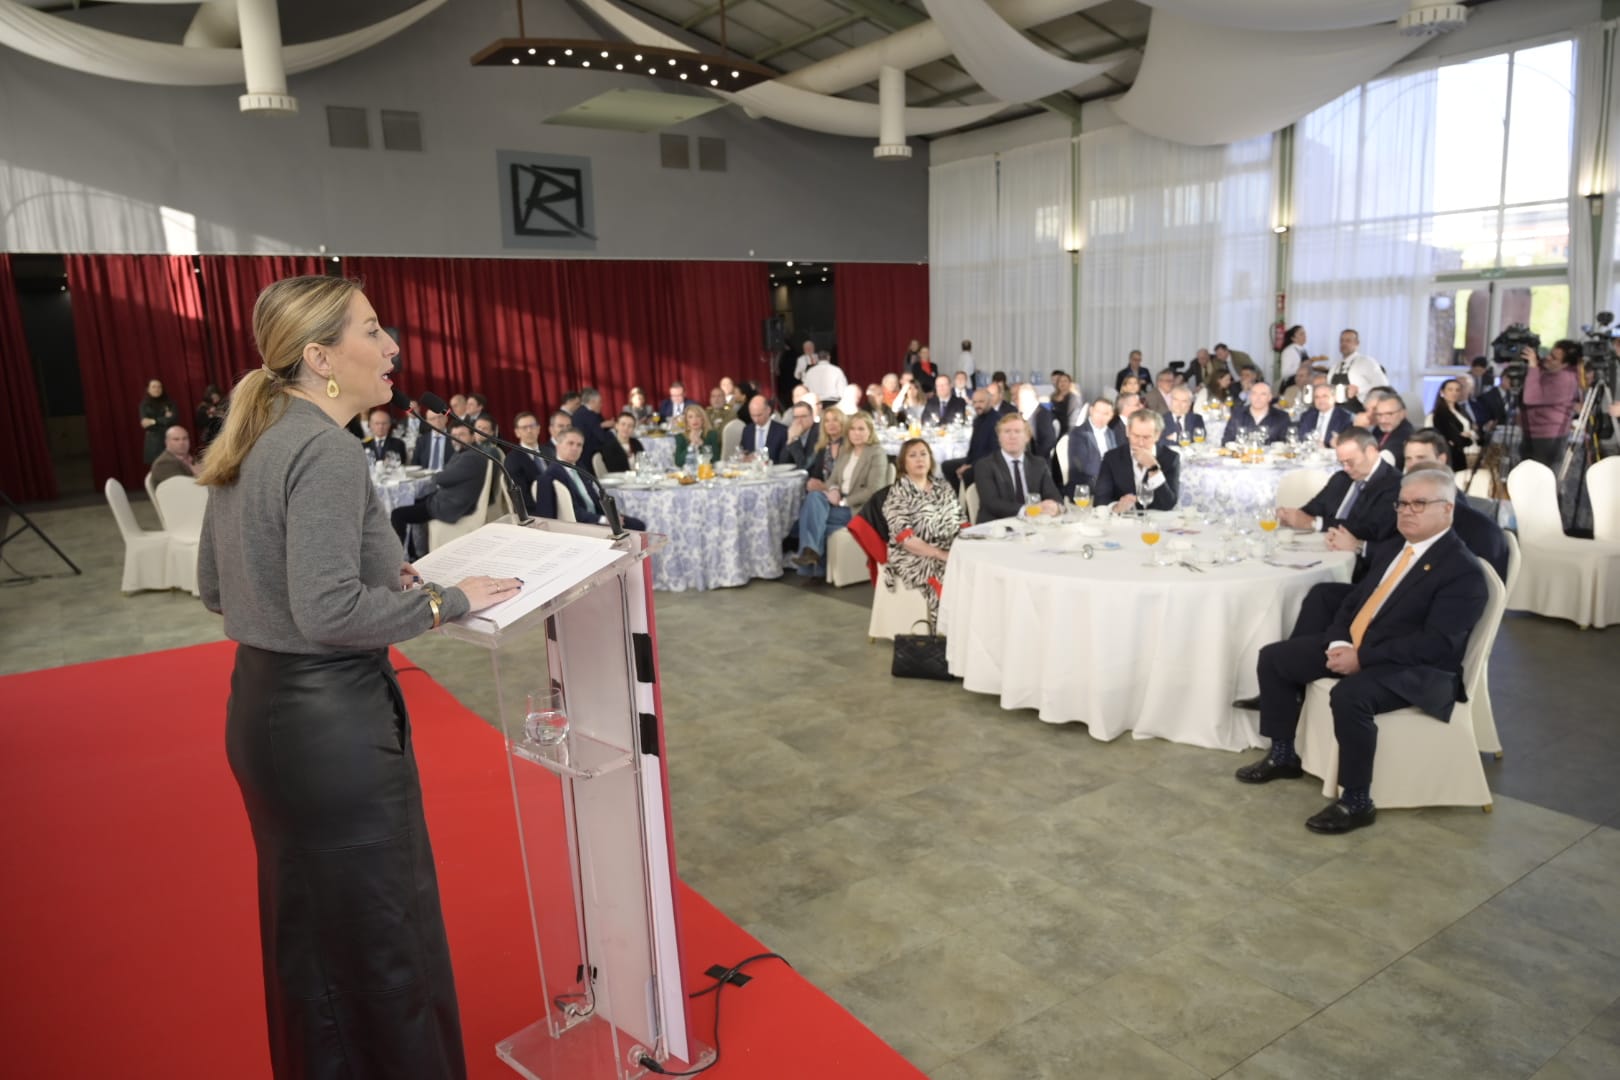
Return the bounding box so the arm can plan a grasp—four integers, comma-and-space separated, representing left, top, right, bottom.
523, 686, 568, 746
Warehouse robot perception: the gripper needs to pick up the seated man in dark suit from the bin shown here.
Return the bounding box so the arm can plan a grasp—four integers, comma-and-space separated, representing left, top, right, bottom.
974, 413, 1063, 521
1067, 397, 1120, 496
389, 420, 490, 546
410, 407, 450, 471
362, 408, 406, 466
1368, 391, 1414, 462
1234, 468, 1488, 834
1015, 383, 1059, 462
1228, 381, 1292, 443
921, 375, 967, 426
505, 411, 551, 515
1276, 427, 1400, 564
532, 430, 647, 531
943, 389, 998, 492
1295, 383, 1355, 448
571, 388, 606, 455
1160, 387, 1206, 446
1094, 410, 1181, 512
782, 402, 820, 469
1267, 442, 1509, 649
739, 394, 789, 463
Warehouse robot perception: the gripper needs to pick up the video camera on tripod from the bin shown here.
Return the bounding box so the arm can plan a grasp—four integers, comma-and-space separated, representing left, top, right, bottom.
1576, 310, 1617, 388
1490, 323, 1539, 384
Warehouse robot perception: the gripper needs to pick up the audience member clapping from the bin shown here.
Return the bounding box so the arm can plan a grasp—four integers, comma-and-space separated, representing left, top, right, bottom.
673, 403, 720, 467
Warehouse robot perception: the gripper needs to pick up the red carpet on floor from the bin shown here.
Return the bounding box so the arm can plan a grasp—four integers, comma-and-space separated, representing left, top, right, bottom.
0, 642, 921, 1080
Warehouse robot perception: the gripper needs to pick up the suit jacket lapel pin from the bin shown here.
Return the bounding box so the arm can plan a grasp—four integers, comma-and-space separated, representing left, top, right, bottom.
1423, 564, 1431, 571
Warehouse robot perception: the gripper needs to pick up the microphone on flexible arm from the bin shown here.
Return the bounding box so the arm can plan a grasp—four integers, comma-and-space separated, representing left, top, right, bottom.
392, 389, 532, 526
414, 392, 627, 539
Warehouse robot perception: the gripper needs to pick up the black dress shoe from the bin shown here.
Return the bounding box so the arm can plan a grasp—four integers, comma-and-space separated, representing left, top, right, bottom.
1305, 802, 1376, 834
1232, 695, 1262, 710
1235, 756, 1304, 784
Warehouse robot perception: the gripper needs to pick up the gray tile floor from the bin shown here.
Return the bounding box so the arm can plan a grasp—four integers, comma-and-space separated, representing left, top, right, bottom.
3, 497, 1619, 1079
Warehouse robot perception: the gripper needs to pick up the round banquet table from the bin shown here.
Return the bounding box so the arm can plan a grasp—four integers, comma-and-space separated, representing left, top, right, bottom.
1178, 451, 1335, 512
372, 472, 435, 514
605, 471, 805, 591
878, 426, 972, 466
637, 435, 677, 472
936, 512, 1354, 751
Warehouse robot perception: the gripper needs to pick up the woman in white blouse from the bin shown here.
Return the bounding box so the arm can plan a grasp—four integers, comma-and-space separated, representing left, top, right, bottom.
1279, 325, 1309, 379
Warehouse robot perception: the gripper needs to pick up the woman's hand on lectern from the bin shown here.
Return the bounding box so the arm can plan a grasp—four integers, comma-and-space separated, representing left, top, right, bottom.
457, 576, 525, 610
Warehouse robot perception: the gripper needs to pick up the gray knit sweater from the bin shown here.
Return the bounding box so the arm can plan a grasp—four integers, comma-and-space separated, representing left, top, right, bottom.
199, 396, 469, 653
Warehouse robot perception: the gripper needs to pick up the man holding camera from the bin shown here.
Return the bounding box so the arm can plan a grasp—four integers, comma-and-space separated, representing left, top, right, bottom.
1520, 342, 1581, 468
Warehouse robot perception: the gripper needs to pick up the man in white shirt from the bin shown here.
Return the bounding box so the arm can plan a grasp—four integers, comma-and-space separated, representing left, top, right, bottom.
803, 351, 849, 405
1235, 468, 1487, 834
1326, 329, 1387, 405
793, 340, 818, 383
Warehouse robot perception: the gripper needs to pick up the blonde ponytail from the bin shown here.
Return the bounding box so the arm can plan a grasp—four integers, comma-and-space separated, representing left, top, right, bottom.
196, 275, 363, 486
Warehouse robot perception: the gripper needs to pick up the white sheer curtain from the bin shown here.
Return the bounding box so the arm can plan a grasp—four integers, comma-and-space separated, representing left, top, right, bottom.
1076, 126, 1274, 397
1289, 63, 1440, 393
995, 139, 1073, 383
930, 157, 1000, 375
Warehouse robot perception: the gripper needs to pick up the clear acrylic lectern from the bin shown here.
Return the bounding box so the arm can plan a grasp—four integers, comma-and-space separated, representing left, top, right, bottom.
439, 517, 715, 1079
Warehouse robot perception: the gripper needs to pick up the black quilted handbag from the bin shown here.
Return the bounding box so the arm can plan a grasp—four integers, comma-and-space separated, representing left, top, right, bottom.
892, 618, 953, 681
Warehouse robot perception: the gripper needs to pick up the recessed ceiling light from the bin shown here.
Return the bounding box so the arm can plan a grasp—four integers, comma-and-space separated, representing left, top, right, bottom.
786, 261, 794, 266
615, 63, 623, 70
511, 57, 520, 64
527, 48, 536, 55
679, 73, 687, 80
710, 79, 718, 86
581, 60, 590, 67
601, 51, 609, 58
547, 58, 556, 65
634, 53, 643, 61
564, 48, 573, 56
731, 71, 740, 78
668, 58, 677, 66
700, 64, 709, 72
648, 67, 657, 75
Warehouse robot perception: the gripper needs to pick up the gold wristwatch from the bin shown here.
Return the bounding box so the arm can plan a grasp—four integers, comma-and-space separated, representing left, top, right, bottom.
423, 583, 446, 629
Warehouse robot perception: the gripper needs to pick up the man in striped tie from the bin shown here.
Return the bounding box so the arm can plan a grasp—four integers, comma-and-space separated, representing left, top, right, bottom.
1233, 469, 1488, 834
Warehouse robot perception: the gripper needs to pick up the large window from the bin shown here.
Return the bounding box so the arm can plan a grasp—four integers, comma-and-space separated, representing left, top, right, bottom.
1292, 40, 1576, 387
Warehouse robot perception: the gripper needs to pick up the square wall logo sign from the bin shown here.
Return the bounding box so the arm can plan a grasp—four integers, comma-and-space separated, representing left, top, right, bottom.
498, 150, 596, 251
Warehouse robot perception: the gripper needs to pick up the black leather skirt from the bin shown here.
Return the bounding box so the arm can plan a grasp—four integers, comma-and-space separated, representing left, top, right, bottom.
226, 645, 467, 1080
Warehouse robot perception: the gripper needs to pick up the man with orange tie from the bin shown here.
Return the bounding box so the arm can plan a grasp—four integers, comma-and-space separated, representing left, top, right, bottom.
1233, 468, 1487, 834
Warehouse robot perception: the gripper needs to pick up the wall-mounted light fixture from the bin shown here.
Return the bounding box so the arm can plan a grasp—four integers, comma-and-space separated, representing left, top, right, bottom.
1272, 225, 1290, 235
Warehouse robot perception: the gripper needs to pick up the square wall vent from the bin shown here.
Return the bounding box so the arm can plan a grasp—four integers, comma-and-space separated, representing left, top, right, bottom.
325, 106, 370, 149
660, 134, 690, 170
697, 136, 726, 172
381, 110, 423, 152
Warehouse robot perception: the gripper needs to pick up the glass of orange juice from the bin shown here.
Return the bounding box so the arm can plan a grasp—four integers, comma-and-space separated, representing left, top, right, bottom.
696, 461, 715, 481
1071, 484, 1091, 512
1258, 506, 1279, 554
1140, 515, 1163, 566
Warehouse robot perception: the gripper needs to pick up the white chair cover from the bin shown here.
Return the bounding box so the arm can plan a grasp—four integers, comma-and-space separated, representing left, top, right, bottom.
1472, 531, 1519, 758
427, 461, 493, 552
1296, 562, 1506, 809
1506, 460, 1620, 628
1275, 468, 1330, 509
825, 528, 867, 587
143, 471, 165, 528
869, 577, 931, 641
1054, 433, 1070, 487
104, 479, 171, 593
963, 483, 980, 525
1589, 456, 1620, 542
154, 476, 209, 596
719, 419, 744, 461
591, 452, 608, 479
550, 479, 578, 523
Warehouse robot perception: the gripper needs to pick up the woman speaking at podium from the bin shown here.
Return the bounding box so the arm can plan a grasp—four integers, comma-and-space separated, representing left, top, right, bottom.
196, 276, 518, 1079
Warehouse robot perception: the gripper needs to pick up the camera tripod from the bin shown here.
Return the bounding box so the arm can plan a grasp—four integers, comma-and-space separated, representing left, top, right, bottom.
0, 490, 82, 584
1558, 377, 1614, 483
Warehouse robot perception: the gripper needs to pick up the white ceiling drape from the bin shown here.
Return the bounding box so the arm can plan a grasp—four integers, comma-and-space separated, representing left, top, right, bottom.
1112, 9, 1426, 147
0, 0, 448, 86
1138, 0, 1413, 33
919, 0, 1111, 102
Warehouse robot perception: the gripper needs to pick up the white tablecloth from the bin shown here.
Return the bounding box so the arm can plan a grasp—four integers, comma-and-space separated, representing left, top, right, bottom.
373, 474, 435, 514
606, 473, 805, 592
879, 427, 972, 464
937, 513, 1354, 751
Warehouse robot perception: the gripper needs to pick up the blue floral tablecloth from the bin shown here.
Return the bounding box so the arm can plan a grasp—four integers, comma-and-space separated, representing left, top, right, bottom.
607, 474, 805, 591
373, 474, 435, 515
638, 436, 677, 471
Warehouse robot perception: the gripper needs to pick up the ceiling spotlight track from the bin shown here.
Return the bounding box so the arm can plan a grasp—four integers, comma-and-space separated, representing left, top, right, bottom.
471, 37, 775, 89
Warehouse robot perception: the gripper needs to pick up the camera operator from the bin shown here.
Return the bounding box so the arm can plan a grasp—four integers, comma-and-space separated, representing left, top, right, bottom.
1520, 340, 1581, 468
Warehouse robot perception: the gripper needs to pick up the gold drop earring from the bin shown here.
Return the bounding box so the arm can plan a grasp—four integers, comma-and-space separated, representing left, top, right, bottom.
326, 374, 341, 398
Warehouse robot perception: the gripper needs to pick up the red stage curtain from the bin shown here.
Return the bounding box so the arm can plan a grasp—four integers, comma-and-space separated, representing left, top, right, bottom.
346, 258, 769, 425
0, 256, 58, 502
65, 255, 210, 489
198, 255, 324, 389
834, 263, 930, 387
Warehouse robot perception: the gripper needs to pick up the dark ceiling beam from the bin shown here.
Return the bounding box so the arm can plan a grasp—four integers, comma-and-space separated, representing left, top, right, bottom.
754, 13, 865, 62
